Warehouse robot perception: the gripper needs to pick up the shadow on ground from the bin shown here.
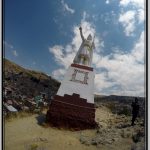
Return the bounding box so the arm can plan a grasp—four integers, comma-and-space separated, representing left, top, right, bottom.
35, 113, 46, 126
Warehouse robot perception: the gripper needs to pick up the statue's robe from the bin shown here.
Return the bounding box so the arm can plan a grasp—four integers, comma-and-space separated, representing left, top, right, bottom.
73, 37, 95, 66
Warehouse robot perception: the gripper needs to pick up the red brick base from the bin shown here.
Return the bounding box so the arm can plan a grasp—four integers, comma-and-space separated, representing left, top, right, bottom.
46, 93, 98, 130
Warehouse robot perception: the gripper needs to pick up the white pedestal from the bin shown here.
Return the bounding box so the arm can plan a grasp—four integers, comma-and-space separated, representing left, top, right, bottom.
57, 64, 95, 104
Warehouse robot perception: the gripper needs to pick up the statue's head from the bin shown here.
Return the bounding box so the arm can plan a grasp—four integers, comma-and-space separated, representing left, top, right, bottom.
87, 34, 92, 41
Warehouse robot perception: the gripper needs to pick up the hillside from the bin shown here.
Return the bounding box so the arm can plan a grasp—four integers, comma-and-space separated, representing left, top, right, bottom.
3, 58, 61, 114
4, 58, 60, 99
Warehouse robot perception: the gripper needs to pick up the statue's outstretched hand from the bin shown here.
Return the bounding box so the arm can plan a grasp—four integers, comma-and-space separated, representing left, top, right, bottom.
79, 26, 84, 41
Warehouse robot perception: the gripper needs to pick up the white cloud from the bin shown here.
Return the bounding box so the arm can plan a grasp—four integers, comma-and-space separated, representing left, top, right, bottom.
100, 11, 118, 25
92, 14, 98, 22
92, 4, 96, 8
83, 11, 89, 20
131, 31, 144, 63
118, 0, 145, 36
94, 31, 145, 96
137, 9, 144, 23
120, 0, 144, 9
3, 41, 14, 49
119, 10, 136, 36
3, 41, 20, 57
95, 72, 113, 90
12, 50, 18, 57
49, 45, 75, 69
106, 0, 110, 4
33, 62, 36, 65
52, 68, 66, 80
61, 0, 75, 14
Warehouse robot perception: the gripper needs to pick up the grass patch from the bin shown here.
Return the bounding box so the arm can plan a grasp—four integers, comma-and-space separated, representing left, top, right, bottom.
4, 111, 34, 121
29, 144, 38, 150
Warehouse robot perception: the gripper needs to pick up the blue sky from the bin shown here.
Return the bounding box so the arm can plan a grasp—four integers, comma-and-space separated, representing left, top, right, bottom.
4, 0, 145, 96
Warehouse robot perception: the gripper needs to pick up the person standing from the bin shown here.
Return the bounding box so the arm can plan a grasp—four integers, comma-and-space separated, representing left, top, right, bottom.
131, 97, 140, 126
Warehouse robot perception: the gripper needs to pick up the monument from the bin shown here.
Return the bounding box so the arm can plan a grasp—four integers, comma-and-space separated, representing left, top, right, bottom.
46, 27, 97, 130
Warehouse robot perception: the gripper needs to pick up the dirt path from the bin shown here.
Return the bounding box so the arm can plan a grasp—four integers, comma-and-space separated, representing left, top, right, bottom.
4, 107, 143, 150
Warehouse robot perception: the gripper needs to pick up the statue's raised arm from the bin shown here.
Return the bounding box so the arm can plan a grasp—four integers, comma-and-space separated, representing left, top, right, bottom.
79, 27, 85, 41
92, 35, 95, 49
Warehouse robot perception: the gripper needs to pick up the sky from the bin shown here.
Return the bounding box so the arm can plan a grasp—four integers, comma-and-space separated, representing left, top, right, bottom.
3, 0, 145, 97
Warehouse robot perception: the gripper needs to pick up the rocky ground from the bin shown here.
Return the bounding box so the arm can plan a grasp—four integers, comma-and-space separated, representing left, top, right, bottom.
4, 106, 145, 150
80, 106, 145, 150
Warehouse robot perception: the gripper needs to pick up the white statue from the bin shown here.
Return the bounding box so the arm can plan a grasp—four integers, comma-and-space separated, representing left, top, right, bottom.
73, 27, 95, 67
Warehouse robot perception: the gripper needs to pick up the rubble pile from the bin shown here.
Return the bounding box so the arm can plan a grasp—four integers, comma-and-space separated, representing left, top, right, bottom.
79, 107, 145, 149
3, 58, 60, 115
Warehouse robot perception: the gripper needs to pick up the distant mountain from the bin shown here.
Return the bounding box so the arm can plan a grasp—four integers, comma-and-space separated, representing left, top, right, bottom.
94, 94, 106, 98
94, 94, 145, 118
3, 58, 60, 99
94, 94, 145, 104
